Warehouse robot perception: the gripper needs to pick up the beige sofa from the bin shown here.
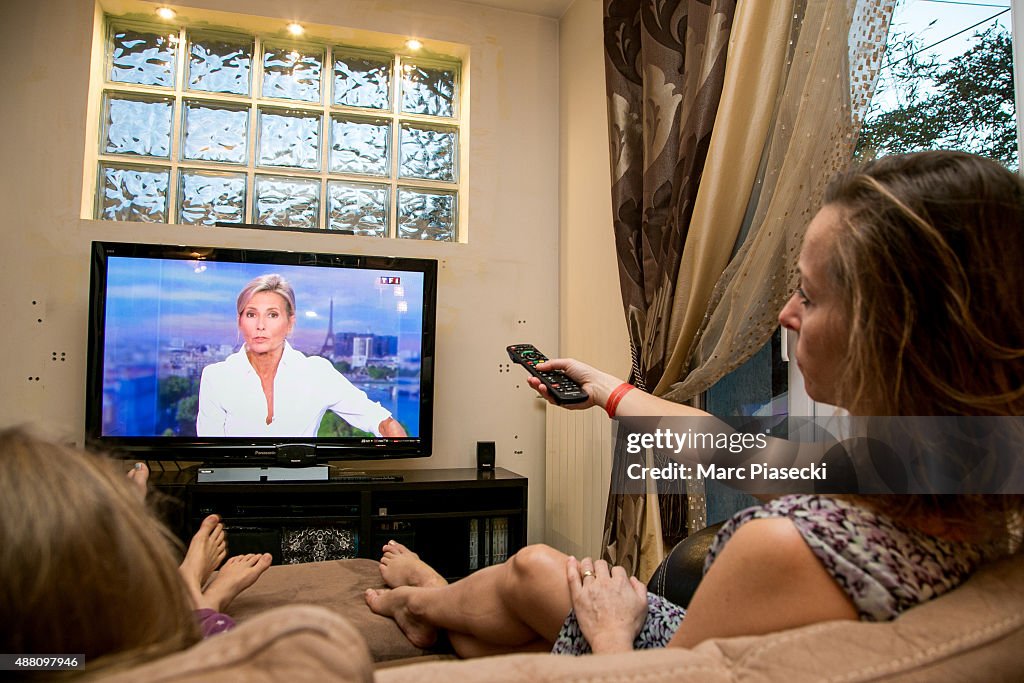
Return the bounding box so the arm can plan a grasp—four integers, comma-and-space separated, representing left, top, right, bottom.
94, 554, 1024, 682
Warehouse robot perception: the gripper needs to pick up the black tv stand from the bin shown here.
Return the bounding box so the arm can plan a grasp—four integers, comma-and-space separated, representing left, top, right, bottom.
150, 466, 527, 580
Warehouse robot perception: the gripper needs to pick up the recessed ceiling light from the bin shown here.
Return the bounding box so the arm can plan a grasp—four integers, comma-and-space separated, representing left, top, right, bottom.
405, 39, 423, 51
155, 7, 176, 20
286, 22, 304, 36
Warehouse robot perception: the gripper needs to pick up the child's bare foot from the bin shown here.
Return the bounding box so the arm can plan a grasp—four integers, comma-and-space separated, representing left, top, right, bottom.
197, 553, 273, 613
379, 540, 447, 589
365, 587, 438, 648
125, 462, 149, 500
178, 514, 226, 600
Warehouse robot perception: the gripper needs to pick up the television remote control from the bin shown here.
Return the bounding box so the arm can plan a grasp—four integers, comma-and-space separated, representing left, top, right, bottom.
507, 344, 589, 404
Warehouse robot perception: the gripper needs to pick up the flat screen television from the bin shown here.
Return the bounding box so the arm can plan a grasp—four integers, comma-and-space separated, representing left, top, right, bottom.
85, 241, 436, 464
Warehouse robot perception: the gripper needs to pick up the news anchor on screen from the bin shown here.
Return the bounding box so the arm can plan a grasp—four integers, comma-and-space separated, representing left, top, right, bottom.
196, 274, 408, 438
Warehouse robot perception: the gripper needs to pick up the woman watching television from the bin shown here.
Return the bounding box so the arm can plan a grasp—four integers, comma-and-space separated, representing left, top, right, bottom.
195, 273, 407, 438
4, 150, 1018, 676
364, 150, 1024, 656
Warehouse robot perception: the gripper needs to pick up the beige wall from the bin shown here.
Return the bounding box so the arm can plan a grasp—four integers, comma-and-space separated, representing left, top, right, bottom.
551, 0, 629, 556
558, 0, 627, 370
0, 0, 560, 542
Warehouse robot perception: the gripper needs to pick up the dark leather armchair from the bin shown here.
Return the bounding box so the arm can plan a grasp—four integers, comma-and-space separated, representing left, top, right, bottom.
646, 522, 724, 608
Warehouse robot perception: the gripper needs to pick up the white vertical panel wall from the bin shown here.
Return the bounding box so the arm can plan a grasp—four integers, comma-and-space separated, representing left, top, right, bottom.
545, 405, 613, 557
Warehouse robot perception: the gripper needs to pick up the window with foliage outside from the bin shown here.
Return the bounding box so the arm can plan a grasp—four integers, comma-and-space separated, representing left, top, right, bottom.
94, 19, 462, 240
856, 0, 1017, 170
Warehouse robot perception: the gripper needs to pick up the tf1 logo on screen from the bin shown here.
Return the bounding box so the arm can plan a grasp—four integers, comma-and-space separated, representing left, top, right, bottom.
378, 276, 401, 285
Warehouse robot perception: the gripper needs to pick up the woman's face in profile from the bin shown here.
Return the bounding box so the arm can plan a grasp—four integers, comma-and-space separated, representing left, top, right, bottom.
239, 291, 295, 355
778, 204, 849, 408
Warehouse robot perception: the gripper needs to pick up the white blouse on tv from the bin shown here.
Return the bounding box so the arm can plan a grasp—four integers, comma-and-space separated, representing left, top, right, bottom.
196, 341, 393, 437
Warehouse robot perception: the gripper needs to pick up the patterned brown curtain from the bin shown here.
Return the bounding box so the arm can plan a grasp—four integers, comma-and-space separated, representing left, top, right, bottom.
602, 0, 736, 574
601, 0, 895, 575
604, 0, 735, 391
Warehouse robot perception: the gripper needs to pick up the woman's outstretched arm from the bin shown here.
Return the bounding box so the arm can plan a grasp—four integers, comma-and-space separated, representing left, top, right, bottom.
530, 357, 835, 495
529, 358, 707, 418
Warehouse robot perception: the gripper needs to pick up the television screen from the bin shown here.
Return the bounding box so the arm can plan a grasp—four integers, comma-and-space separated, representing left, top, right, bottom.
86, 241, 436, 462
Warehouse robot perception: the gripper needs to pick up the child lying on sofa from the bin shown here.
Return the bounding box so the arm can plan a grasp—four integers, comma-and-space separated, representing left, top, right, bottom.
364, 150, 1024, 657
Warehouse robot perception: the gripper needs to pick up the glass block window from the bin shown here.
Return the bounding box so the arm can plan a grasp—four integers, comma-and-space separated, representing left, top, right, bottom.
182, 100, 248, 164
108, 25, 177, 87
329, 115, 391, 176
103, 93, 174, 158
257, 107, 321, 169
99, 163, 170, 223
187, 31, 253, 95
254, 175, 320, 228
262, 44, 324, 103
179, 170, 246, 226
328, 180, 389, 236
398, 187, 457, 241
334, 51, 391, 109
400, 123, 457, 181
93, 17, 463, 240
401, 61, 457, 117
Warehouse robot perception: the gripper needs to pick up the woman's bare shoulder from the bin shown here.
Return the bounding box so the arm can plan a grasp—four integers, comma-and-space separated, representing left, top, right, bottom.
667, 517, 858, 649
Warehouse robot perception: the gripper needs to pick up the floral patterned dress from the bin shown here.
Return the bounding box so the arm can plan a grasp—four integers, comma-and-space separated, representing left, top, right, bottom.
551, 494, 983, 655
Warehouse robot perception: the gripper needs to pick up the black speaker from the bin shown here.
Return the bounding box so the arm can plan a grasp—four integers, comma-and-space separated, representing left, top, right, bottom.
476, 441, 496, 470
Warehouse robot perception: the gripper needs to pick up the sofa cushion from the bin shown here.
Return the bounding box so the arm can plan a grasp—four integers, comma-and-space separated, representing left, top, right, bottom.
92, 605, 372, 683
228, 558, 430, 662
375, 554, 1024, 682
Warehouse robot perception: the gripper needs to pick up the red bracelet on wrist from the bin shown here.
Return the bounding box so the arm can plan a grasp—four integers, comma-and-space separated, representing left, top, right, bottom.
604, 383, 635, 419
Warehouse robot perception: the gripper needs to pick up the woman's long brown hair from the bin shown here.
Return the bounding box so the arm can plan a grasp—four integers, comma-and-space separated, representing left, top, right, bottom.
822, 151, 1024, 548
824, 150, 1024, 417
